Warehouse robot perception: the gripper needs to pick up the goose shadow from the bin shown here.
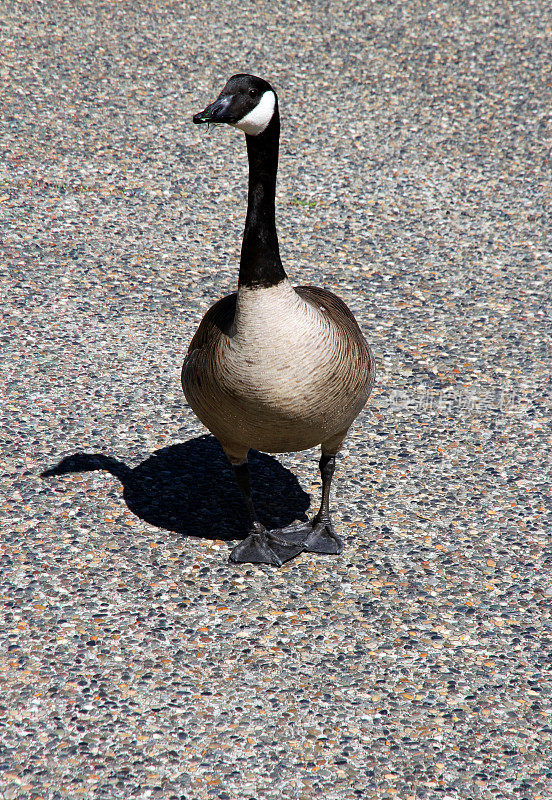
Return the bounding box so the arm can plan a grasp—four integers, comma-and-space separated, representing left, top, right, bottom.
41, 435, 310, 542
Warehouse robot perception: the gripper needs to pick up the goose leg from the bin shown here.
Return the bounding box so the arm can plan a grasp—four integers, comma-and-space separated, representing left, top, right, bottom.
229, 462, 304, 566
276, 452, 344, 555
302, 453, 344, 554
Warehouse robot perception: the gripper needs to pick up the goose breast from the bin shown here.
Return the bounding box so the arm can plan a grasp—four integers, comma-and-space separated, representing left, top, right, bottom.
182, 279, 374, 455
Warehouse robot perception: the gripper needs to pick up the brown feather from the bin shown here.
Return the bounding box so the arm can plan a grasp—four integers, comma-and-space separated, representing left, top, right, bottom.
187, 292, 237, 352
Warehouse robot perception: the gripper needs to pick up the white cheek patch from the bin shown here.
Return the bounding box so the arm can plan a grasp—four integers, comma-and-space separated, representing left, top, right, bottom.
233, 90, 276, 136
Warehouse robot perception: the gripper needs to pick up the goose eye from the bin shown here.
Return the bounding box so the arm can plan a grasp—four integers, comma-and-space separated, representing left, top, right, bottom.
249, 88, 257, 97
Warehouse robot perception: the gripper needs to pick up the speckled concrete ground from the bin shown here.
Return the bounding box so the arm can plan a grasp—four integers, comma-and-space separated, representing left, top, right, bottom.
1, 1, 551, 798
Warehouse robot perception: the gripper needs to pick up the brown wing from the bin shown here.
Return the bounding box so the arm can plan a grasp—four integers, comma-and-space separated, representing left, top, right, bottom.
296, 283, 376, 384
295, 284, 369, 343
187, 292, 237, 354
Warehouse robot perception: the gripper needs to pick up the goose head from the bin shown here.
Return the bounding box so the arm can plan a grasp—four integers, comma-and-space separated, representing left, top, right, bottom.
193, 74, 277, 136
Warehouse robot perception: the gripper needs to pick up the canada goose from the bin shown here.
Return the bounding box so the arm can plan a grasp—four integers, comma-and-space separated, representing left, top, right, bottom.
183, 74, 375, 566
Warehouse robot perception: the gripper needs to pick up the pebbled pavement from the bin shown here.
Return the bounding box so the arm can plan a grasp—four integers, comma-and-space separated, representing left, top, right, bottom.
1, 1, 551, 798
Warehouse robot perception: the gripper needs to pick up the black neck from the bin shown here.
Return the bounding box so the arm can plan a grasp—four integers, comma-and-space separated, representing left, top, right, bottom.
238, 107, 287, 289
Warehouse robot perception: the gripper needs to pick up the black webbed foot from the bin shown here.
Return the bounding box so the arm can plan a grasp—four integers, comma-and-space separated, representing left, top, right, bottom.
277, 517, 344, 555
273, 520, 313, 546
229, 525, 304, 566
303, 518, 343, 554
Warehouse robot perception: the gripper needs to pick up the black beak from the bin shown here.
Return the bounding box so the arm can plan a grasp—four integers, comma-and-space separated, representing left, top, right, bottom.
193, 94, 236, 125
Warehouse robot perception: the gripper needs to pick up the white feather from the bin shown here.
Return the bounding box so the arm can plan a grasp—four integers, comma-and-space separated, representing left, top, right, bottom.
233, 90, 276, 136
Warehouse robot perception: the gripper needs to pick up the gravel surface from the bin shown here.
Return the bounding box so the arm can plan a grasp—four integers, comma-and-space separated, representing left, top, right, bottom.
2, 1, 551, 798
